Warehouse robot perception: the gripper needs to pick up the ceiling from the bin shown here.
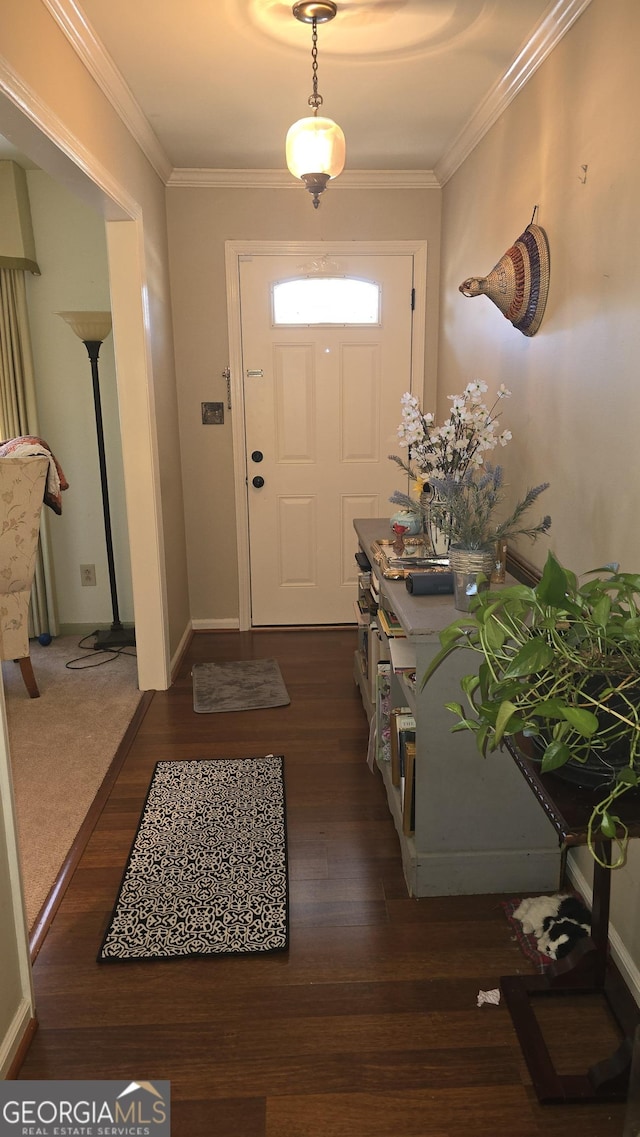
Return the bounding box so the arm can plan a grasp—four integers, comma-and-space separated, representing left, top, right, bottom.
3, 0, 580, 183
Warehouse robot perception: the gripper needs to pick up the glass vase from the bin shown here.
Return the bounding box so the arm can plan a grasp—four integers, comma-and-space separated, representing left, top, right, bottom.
420, 486, 450, 557
449, 548, 495, 612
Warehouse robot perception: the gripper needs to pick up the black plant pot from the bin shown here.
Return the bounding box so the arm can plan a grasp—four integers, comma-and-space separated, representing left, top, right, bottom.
527, 734, 632, 788
528, 675, 639, 789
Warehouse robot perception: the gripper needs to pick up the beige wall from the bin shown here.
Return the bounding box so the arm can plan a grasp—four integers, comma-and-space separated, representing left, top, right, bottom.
166, 184, 441, 621
26, 170, 134, 630
0, 0, 190, 1067
2, 0, 190, 672
438, 0, 640, 986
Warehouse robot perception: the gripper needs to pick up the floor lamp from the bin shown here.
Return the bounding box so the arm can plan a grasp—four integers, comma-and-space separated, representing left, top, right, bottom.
58, 310, 135, 649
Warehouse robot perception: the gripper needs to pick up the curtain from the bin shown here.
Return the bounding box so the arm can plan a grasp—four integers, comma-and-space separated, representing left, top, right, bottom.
0, 267, 58, 638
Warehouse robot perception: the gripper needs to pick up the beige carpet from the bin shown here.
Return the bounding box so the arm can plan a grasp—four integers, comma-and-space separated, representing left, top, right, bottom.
4, 636, 143, 928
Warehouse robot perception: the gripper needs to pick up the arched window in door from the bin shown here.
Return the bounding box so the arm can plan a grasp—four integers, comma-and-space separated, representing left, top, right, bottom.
272, 277, 381, 326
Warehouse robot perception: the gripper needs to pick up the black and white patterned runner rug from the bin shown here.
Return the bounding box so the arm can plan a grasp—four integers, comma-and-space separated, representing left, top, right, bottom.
98, 755, 288, 961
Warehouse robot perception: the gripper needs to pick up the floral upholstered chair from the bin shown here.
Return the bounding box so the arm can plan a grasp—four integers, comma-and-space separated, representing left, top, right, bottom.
0, 455, 49, 697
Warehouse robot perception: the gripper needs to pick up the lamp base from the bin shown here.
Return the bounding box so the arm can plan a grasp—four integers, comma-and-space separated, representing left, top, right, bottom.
93, 624, 136, 650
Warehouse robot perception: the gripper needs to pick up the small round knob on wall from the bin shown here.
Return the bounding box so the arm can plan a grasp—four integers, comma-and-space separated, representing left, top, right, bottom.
252, 475, 265, 488
251, 450, 264, 463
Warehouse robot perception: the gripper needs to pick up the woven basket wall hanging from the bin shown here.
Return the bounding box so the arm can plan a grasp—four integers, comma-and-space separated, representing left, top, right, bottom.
459, 213, 550, 337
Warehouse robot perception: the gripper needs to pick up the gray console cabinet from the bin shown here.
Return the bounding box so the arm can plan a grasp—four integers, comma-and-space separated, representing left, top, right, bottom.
354, 518, 561, 897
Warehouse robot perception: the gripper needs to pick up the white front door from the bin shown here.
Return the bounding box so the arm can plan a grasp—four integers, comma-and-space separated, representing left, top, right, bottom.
235, 248, 424, 626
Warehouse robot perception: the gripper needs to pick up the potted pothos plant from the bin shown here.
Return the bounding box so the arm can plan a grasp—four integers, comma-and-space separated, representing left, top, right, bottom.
421, 551, 640, 867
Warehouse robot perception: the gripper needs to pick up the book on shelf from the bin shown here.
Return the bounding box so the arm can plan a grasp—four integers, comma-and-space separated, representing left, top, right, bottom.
389, 637, 417, 675
366, 713, 377, 772
391, 709, 416, 791
355, 549, 371, 572
357, 623, 369, 675
390, 708, 415, 787
377, 607, 406, 638
358, 582, 377, 616
355, 596, 371, 624
376, 663, 392, 765
402, 741, 416, 836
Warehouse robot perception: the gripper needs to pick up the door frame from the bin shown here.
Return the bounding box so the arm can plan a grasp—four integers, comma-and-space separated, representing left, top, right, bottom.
225, 240, 428, 631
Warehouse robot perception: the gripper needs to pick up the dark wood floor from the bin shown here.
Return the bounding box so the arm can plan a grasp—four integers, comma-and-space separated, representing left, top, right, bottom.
17, 630, 627, 1136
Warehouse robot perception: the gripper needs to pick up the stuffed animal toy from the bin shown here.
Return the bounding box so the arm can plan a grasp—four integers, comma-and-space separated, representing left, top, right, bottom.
513, 894, 591, 960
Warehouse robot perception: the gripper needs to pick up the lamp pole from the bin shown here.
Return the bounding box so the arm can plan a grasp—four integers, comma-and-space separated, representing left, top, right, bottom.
83, 337, 134, 647
58, 311, 135, 650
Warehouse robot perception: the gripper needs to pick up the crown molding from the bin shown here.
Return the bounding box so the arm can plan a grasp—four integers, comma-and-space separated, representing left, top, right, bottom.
435, 0, 593, 186
40, 0, 172, 184
37, 0, 590, 192
167, 168, 440, 189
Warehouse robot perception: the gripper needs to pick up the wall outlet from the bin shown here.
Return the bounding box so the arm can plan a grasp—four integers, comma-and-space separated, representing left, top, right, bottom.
80, 563, 96, 587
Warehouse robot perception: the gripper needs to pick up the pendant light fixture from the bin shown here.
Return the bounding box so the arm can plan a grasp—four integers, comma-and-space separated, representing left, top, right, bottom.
286, 1, 345, 209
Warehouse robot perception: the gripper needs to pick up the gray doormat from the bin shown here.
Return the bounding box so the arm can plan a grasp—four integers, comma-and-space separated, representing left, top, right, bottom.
98, 755, 289, 960
192, 658, 290, 713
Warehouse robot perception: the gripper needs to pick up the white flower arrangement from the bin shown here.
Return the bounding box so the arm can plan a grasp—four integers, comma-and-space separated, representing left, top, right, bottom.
391, 381, 512, 487
389, 381, 513, 526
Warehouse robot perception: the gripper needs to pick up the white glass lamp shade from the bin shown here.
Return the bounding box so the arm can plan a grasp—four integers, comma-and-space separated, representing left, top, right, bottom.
286, 116, 346, 181
58, 310, 112, 342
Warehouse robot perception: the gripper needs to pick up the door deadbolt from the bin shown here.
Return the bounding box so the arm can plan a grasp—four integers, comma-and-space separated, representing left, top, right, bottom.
252, 475, 265, 488
251, 450, 264, 463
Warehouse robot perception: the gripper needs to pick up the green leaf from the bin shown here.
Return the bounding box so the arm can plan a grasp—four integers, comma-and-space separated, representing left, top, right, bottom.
540, 740, 572, 771
600, 811, 619, 838
495, 700, 519, 745
477, 598, 507, 620
421, 620, 477, 688
493, 679, 526, 702
477, 701, 499, 726
501, 584, 537, 602
502, 638, 555, 678
559, 706, 599, 736
478, 661, 491, 702
592, 595, 611, 628
451, 721, 476, 734
536, 552, 572, 606
439, 619, 477, 649
476, 722, 492, 756
483, 620, 507, 652
444, 701, 464, 717
532, 698, 565, 718
616, 768, 638, 786
482, 584, 535, 607
460, 674, 480, 698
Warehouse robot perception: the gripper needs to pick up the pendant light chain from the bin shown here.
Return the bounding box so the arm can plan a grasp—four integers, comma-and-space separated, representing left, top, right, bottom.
309, 17, 323, 115
286, 1, 345, 208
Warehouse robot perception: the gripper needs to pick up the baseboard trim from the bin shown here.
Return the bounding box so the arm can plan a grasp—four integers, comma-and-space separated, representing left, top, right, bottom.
412, 848, 560, 898
56, 623, 135, 637
29, 690, 154, 961
565, 854, 640, 1010
170, 622, 193, 682
1, 1003, 37, 1079
191, 618, 240, 630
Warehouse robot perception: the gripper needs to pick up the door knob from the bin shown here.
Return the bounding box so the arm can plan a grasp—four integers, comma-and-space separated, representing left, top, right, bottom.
251, 450, 264, 463
252, 475, 265, 488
